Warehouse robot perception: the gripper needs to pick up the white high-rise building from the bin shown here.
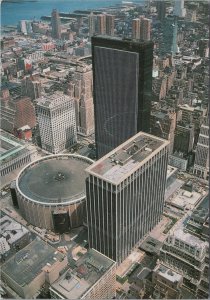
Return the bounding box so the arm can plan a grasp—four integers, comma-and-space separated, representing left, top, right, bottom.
174, 0, 186, 18
36, 92, 77, 154
193, 117, 209, 180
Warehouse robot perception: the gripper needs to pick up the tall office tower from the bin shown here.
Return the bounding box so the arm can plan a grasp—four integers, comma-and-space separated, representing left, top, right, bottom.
85, 132, 169, 263
198, 39, 209, 58
160, 16, 178, 56
173, 123, 194, 155
88, 12, 96, 37
68, 65, 94, 136
36, 92, 77, 154
156, 1, 166, 21
194, 118, 209, 180
92, 36, 153, 158
173, 0, 186, 18
96, 14, 106, 35
51, 9, 61, 39
21, 76, 41, 100
106, 14, 115, 36
132, 18, 141, 40
18, 20, 32, 35
150, 109, 176, 154
140, 17, 151, 41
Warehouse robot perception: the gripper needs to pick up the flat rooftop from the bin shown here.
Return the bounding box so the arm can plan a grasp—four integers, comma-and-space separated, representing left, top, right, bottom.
36, 92, 72, 109
167, 165, 178, 179
0, 213, 29, 245
154, 264, 182, 283
17, 155, 93, 204
0, 131, 27, 164
50, 248, 115, 299
86, 132, 169, 184
1, 238, 65, 286
170, 218, 208, 250
139, 236, 163, 255
169, 189, 202, 210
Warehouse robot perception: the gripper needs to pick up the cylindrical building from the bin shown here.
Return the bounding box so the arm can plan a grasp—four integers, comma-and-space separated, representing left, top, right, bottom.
16, 154, 93, 233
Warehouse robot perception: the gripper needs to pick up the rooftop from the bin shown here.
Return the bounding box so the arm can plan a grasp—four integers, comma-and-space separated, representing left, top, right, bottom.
36, 92, 73, 109
170, 218, 208, 250
1, 238, 65, 286
17, 155, 93, 205
86, 132, 169, 184
0, 213, 29, 245
154, 264, 182, 283
167, 165, 178, 179
0, 131, 28, 165
169, 189, 202, 210
50, 248, 115, 299
139, 236, 163, 255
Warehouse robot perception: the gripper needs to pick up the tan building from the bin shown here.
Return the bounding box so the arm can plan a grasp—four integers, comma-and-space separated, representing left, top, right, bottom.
132, 18, 141, 40
15, 154, 93, 232
96, 14, 106, 35
50, 248, 116, 299
106, 14, 115, 36
68, 64, 94, 136
140, 17, 151, 41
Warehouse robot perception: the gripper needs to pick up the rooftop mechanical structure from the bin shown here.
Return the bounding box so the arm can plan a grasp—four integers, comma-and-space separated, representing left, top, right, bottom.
15, 154, 93, 233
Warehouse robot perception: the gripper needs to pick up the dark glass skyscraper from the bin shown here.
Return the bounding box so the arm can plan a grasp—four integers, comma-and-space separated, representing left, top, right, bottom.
51, 9, 61, 39
92, 36, 153, 158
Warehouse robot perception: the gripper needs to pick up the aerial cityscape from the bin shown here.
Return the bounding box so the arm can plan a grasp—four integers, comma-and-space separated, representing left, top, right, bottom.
0, 0, 209, 299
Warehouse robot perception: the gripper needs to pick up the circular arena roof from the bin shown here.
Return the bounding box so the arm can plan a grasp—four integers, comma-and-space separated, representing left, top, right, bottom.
16, 154, 93, 205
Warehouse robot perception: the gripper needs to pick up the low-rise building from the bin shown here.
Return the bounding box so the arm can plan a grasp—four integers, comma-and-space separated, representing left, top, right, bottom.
169, 152, 188, 171
50, 248, 116, 299
152, 264, 183, 299
0, 131, 37, 179
160, 220, 209, 299
0, 212, 30, 258
1, 239, 68, 299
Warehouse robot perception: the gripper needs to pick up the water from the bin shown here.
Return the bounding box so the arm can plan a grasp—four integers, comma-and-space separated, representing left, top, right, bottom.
1, 0, 132, 26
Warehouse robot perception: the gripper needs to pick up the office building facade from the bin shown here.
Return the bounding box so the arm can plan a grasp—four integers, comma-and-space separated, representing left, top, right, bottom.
150, 109, 176, 154
160, 223, 209, 299
160, 16, 178, 56
106, 14, 115, 36
132, 18, 141, 40
85, 132, 169, 263
88, 12, 97, 37
92, 36, 153, 158
51, 9, 61, 39
140, 17, 151, 41
156, 1, 166, 22
36, 92, 77, 154
132, 17, 151, 41
68, 64, 94, 136
174, 0, 186, 18
96, 14, 106, 35
194, 118, 209, 180
173, 124, 194, 155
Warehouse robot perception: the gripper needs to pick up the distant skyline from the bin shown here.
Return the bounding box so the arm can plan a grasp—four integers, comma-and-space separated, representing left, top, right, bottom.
1, 0, 145, 26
